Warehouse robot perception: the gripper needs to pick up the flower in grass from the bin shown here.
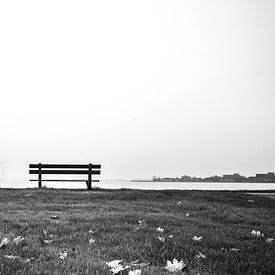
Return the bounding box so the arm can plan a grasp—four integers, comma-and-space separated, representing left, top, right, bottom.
110, 265, 123, 274
88, 229, 95, 234
158, 236, 165, 243
156, 227, 164, 233
13, 236, 25, 245
128, 270, 141, 275
112, 265, 130, 274
186, 213, 190, 217
196, 252, 206, 259
51, 215, 59, 220
266, 238, 274, 244
106, 260, 130, 274
106, 260, 122, 269
192, 236, 202, 241
134, 221, 145, 232
165, 259, 186, 272
43, 239, 53, 244
59, 251, 67, 260
168, 235, 173, 238
25, 257, 34, 263
131, 260, 139, 265
4, 255, 21, 260
0, 238, 9, 248
89, 238, 96, 244
248, 199, 255, 203
178, 201, 182, 205
110, 265, 126, 274
251, 230, 263, 237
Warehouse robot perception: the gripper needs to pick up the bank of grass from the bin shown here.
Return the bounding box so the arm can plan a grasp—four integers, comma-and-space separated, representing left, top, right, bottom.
0, 188, 274, 274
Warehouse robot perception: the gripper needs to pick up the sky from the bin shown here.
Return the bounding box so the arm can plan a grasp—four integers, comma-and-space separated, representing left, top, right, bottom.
0, 0, 274, 181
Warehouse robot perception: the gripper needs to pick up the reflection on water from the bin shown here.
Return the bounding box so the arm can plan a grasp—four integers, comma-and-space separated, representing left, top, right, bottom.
0, 180, 275, 190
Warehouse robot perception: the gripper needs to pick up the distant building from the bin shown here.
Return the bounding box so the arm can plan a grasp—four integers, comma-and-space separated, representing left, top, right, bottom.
204, 175, 222, 182
267, 172, 275, 182
162, 177, 174, 181
223, 173, 246, 182
248, 176, 257, 182
180, 175, 192, 182
256, 172, 275, 183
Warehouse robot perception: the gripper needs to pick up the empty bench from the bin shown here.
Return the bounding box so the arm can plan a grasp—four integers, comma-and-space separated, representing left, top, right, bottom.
29, 163, 101, 190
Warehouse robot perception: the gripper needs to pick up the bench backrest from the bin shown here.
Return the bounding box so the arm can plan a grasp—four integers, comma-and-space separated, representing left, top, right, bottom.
29, 163, 101, 190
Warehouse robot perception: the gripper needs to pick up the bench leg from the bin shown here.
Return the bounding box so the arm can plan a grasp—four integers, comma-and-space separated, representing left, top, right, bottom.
38, 163, 42, 188
87, 163, 92, 190
87, 177, 92, 190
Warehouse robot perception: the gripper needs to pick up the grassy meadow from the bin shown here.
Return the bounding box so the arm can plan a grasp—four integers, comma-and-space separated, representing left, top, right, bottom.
0, 188, 274, 274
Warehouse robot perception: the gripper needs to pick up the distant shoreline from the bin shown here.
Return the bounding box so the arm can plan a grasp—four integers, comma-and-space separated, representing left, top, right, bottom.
131, 180, 275, 184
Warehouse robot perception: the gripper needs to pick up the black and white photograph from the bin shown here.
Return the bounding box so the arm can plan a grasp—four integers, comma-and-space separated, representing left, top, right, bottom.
0, 0, 274, 274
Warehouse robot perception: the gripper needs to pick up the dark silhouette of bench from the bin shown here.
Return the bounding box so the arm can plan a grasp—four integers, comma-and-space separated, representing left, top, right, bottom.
29, 163, 101, 190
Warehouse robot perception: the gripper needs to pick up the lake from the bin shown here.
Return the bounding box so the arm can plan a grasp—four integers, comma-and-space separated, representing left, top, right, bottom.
0, 179, 275, 190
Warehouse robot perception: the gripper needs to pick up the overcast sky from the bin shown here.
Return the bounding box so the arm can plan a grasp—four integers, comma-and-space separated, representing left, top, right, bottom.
0, 0, 274, 181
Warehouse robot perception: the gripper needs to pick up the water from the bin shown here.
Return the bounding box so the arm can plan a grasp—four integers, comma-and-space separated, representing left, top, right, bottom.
0, 179, 275, 190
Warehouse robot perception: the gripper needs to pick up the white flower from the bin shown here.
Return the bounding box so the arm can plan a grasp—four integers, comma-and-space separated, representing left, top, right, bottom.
43, 239, 53, 244
165, 259, 185, 272
196, 252, 206, 259
110, 265, 130, 274
186, 213, 190, 217
248, 199, 255, 203
89, 238, 95, 244
0, 238, 9, 248
13, 236, 25, 245
25, 257, 34, 262
128, 270, 141, 275
4, 255, 20, 260
168, 235, 173, 238
106, 260, 122, 269
156, 227, 164, 233
59, 251, 67, 260
158, 236, 165, 242
51, 215, 59, 220
251, 230, 262, 237
88, 229, 95, 234
131, 259, 139, 265
178, 202, 182, 205
138, 220, 144, 224
192, 236, 202, 241
266, 238, 274, 244
110, 265, 124, 274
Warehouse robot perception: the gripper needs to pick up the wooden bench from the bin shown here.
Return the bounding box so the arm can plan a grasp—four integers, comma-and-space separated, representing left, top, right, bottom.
29, 163, 101, 190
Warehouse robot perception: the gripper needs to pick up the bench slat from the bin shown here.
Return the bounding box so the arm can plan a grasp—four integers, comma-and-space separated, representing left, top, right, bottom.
29, 169, 101, 175
29, 164, 101, 169
29, 179, 100, 182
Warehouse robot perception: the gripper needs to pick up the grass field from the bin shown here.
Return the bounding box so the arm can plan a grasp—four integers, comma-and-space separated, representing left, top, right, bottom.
0, 188, 274, 274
